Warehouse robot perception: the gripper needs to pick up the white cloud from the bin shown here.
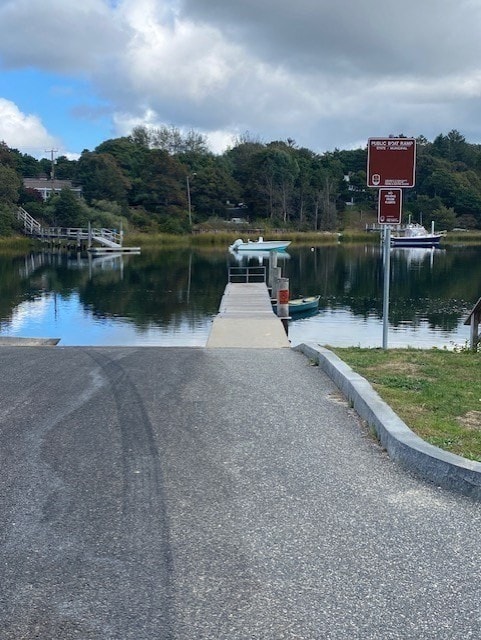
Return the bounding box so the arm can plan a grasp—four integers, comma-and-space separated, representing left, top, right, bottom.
180, 0, 481, 77
95, 0, 481, 150
0, 99, 59, 154
2, 0, 481, 154
0, 0, 126, 73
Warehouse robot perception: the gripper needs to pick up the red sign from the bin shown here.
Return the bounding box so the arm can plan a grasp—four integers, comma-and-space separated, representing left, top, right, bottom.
367, 137, 416, 188
278, 289, 289, 304
378, 188, 402, 224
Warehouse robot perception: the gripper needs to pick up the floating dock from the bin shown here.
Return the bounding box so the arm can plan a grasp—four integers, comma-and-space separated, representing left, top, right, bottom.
207, 282, 290, 348
87, 246, 141, 254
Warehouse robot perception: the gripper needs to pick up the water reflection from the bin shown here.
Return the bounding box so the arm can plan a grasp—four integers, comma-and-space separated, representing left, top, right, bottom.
0, 244, 479, 348
19, 251, 126, 279
228, 248, 291, 264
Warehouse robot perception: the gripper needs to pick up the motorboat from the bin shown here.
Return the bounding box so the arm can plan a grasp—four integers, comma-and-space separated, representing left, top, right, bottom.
390, 223, 445, 247
272, 295, 320, 315
229, 236, 291, 251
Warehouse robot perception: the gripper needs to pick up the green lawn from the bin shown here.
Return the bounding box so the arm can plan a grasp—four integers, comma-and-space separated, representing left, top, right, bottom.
330, 347, 481, 461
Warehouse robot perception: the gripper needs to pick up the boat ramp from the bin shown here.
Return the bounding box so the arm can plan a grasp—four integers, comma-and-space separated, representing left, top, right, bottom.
3, 261, 481, 637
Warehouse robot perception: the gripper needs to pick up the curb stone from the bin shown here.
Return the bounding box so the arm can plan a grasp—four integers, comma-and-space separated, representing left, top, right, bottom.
295, 342, 481, 501
0, 337, 60, 346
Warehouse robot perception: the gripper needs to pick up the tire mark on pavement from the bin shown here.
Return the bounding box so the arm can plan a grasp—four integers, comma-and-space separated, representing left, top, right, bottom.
86, 350, 174, 639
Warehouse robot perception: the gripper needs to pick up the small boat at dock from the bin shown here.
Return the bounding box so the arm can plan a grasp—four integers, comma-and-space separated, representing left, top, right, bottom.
272, 295, 320, 315
229, 236, 291, 251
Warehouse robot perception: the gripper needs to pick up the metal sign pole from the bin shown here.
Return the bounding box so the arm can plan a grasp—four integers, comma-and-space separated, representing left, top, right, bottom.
367, 136, 416, 350
382, 226, 391, 349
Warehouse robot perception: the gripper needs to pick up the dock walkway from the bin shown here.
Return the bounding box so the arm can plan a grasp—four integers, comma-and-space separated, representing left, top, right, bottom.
207, 282, 290, 348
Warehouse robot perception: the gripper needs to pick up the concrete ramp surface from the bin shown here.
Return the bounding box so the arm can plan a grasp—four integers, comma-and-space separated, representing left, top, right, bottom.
1, 346, 481, 639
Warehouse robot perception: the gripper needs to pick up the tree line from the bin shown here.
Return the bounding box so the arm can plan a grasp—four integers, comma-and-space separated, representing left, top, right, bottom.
1, 126, 481, 235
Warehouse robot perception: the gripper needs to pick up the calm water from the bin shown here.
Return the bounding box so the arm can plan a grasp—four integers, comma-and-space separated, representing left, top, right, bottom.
1, 243, 479, 348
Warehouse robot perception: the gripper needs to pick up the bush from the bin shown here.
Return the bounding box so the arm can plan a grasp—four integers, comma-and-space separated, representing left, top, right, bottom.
0, 204, 21, 236
431, 204, 456, 230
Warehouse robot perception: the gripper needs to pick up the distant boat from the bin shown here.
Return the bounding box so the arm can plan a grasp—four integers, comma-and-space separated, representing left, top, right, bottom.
390, 223, 445, 247
229, 236, 291, 251
272, 295, 320, 315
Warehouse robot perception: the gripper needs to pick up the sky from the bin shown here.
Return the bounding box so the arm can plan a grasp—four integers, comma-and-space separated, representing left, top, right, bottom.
1, 0, 481, 160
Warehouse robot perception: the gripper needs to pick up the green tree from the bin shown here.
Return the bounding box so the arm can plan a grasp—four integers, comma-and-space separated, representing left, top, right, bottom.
76, 152, 131, 206
431, 204, 456, 230
130, 125, 151, 148
54, 155, 77, 180
423, 167, 458, 206
311, 154, 343, 230
4, 147, 40, 177
292, 147, 316, 226
224, 140, 265, 211
94, 137, 150, 187
248, 147, 299, 221
139, 125, 210, 155
332, 147, 367, 174
407, 195, 444, 223
0, 165, 21, 204
0, 142, 17, 168
49, 188, 87, 226
132, 149, 187, 227
184, 157, 241, 219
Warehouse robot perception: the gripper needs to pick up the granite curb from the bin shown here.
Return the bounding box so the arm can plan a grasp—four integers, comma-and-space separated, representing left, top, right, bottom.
0, 337, 60, 346
295, 342, 481, 501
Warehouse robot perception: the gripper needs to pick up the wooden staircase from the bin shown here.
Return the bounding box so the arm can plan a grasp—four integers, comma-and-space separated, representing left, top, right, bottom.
16, 206, 123, 250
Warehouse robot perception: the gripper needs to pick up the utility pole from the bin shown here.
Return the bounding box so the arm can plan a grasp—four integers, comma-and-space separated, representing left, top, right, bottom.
45, 148, 58, 197
186, 175, 192, 226
186, 172, 196, 226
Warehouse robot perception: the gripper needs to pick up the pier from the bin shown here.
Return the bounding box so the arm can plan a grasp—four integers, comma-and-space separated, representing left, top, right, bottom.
15, 206, 140, 253
207, 281, 290, 348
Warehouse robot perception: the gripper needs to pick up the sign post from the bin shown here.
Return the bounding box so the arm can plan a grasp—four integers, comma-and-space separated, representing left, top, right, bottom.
382, 226, 391, 350
367, 137, 416, 349
377, 189, 402, 349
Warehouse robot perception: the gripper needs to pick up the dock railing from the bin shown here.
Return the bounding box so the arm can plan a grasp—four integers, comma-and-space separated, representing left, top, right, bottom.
228, 266, 266, 283
16, 207, 123, 248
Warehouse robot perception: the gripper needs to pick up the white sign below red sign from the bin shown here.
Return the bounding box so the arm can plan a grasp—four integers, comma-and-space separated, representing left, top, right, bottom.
378, 188, 402, 224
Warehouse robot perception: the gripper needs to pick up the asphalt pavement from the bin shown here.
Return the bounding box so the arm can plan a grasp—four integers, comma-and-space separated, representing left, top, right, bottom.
1, 346, 481, 639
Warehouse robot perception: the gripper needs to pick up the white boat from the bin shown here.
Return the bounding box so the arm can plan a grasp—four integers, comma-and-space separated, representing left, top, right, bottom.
229, 236, 291, 251
390, 223, 445, 247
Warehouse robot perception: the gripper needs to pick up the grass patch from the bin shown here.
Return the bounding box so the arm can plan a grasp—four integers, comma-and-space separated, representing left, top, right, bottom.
125, 230, 347, 248
124, 232, 190, 247
119, 229, 481, 249
444, 230, 481, 244
0, 236, 36, 253
330, 347, 481, 461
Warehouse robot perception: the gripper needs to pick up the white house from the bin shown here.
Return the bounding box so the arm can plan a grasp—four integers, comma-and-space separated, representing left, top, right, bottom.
23, 177, 82, 201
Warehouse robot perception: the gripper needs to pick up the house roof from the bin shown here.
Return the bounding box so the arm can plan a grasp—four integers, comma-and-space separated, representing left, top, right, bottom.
23, 178, 81, 190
